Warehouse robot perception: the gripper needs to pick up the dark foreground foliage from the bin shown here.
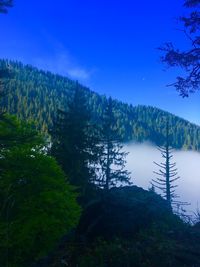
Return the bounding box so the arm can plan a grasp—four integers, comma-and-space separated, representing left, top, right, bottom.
33, 186, 200, 267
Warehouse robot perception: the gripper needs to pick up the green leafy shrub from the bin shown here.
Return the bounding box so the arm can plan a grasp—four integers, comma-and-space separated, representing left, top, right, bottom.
0, 117, 81, 267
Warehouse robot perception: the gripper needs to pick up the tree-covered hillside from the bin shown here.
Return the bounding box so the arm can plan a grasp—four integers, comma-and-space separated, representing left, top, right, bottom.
1, 59, 200, 150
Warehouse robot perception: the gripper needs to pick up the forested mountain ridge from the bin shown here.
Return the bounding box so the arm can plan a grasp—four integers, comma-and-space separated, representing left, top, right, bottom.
1, 59, 200, 150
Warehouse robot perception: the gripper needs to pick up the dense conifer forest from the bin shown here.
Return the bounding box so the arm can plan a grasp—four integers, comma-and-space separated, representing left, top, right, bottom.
1, 59, 200, 150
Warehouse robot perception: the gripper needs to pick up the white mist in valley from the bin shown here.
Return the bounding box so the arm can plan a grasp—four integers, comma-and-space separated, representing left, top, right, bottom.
125, 142, 200, 215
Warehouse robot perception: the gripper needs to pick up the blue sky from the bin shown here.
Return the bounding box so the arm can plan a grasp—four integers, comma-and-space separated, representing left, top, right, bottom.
1, 0, 200, 124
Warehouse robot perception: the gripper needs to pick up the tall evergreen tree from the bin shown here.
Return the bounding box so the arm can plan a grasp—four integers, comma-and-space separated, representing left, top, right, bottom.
152, 121, 180, 209
51, 86, 99, 197
98, 97, 131, 190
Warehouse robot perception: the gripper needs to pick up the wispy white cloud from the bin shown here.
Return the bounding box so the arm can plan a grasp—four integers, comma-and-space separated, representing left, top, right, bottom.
67, 67, 91, 80
33, 42, 94, 82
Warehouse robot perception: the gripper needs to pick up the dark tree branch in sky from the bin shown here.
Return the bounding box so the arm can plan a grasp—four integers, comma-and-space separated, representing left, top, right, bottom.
0, 0, 13, 13
184, 0, 200, 7
160, 0, 200, 97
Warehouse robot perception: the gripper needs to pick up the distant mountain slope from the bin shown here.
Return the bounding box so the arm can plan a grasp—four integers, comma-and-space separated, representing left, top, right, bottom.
1, 59, 200, 150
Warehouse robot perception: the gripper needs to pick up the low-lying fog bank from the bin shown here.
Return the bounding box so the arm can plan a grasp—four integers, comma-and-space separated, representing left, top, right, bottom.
125, 142, 200, 216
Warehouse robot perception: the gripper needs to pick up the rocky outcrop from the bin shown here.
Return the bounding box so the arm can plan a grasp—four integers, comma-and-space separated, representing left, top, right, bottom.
33, 186, 200, 267
77, 186, 178, 241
